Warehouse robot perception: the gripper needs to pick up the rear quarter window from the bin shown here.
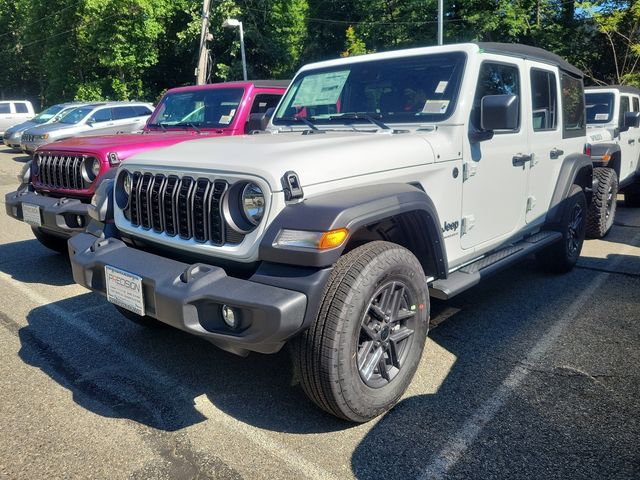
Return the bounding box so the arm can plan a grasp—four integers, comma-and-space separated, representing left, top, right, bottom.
560, 73, 585, 139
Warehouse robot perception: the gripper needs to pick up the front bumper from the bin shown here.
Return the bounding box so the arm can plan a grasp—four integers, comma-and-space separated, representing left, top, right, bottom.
3, 136, 21, 149
68, 233, 308, 355
5, 188, 91, 238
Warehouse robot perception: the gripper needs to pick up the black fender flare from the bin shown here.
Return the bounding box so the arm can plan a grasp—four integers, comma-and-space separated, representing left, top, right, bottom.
588, 142, 621, 173
259, 183, 448, 277
546, 153, 593, 227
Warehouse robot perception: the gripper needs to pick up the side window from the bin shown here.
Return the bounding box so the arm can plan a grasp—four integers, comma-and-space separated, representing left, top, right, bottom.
619, 96, 631, 127
134, 105, 152, 116
250, 94, 281, 114
560, 73, 585, 138
473, 62, 520, 131
0, 103, 10, 114
14, 103, 29, 114
111, 106, 135, 120
90, 108, 112, 123
530, 69, 558, 131
633, 96, 639, 112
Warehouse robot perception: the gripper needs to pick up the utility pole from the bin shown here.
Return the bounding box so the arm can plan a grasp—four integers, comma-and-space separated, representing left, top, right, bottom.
438, 0, 443, 45
196, 0, 212, 85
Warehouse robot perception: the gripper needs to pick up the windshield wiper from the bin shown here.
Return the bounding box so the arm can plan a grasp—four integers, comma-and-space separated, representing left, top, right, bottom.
176, 122, 201, 133
148, 122, 167, 132
328, 112, 392, 130
278, 116, 323, 133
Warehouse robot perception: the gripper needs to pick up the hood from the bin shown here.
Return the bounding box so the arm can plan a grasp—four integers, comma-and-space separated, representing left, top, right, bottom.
124, 131, 436, 192
38, 130, 229, 160
6, 121, 38, 135
586, 127, 614, 144
25, 122, 79, 136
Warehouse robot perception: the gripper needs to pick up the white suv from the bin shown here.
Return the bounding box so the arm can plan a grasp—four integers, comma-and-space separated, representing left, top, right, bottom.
0, 100, 35, 138
64, 43, 592, 422
585, 86, 640, 237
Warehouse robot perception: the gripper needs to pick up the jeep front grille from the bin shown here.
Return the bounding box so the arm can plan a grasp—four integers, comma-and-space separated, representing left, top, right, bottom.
125, 172, 237, 246
35, 153, 86, 190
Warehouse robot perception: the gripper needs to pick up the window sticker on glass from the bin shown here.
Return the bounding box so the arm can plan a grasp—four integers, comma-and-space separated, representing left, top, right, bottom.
422, 99, 450, 114
219, 109, 236, 124
435, 81, 448, 94
594, 113, 609, 121
292, 70, 350, 107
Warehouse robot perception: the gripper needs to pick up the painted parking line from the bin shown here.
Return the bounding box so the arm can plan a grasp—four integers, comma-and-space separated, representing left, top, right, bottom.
0, 270, 338, 480
418, 231, 640, 480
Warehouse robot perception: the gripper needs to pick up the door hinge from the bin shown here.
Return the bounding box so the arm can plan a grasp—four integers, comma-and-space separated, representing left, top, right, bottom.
463, 162, 478, 181
529, 153, 538, 166
461, 215, 475, 235
526, 196, 536, 212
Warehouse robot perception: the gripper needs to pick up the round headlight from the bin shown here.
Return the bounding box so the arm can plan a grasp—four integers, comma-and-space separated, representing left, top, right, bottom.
115, 170, 132, 210
91, 158, 100, 178
241, 182, 265, 225
123, 171, 132, 195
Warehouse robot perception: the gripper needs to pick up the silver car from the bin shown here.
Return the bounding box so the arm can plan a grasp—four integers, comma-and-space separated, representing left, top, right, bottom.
21, 101, 154, 154
3, 102, 87, 150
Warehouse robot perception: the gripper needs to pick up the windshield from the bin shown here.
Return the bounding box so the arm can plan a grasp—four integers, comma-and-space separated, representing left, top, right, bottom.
586, 92, 615, 124
273, 52, 466, 127
148, 88, 244, 129
32, 104, 65, 124
59, 106, 94, 125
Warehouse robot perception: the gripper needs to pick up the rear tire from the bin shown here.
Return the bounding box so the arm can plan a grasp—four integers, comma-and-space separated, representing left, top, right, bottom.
292, 241, 429, 422
537, 184, 587, 273
31, 227, 68, 254
586, 167, 618, 238
114, 305, 165, 328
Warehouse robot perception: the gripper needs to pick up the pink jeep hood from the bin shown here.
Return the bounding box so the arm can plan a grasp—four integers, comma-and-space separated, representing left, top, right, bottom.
42, 130, 229, 161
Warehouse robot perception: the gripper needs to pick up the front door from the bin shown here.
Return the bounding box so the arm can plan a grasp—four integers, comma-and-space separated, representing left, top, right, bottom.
618, 94, 636, 184
461, 58, 528, 249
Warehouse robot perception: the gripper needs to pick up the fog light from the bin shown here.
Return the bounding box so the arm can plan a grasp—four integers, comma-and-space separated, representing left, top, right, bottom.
221, 305, 238, 328
76, 215, 84, 227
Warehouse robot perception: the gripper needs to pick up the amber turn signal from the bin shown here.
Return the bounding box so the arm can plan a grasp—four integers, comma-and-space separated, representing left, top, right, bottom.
318, 228, 349, 249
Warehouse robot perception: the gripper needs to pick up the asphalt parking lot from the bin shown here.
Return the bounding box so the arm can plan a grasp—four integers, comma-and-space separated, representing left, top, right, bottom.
0, 147, 639, 480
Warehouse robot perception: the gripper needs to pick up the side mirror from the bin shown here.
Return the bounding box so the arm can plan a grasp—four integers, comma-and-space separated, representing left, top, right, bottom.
481, 94, 519, 131
622, 111, 640, 131
245, 107, 275, 134
86, 118, 95, 127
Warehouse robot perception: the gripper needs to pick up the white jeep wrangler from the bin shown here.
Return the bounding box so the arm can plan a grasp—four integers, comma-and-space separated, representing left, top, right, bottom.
584, 86, 640, 237
68, 43, 592, 422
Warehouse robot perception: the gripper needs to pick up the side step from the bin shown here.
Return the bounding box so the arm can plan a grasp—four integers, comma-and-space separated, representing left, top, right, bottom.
429, 231, 562, 300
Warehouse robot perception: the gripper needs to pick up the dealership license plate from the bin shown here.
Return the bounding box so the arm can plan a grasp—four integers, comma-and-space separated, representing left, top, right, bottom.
105, 265, 145, 316
22, 203, 42, 226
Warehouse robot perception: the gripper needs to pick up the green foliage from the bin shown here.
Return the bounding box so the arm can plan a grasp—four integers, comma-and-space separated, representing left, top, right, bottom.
0, 0, 635, 108
341, 26, 369, 57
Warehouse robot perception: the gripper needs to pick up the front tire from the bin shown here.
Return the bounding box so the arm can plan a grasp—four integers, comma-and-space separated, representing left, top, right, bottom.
537, 184, 587, 273
31, 227, 68, 254
292, 241, 429, 422
586, 167, 617, 238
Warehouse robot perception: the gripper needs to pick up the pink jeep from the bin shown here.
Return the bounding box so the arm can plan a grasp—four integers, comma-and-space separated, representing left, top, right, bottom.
5, 80, 288, 252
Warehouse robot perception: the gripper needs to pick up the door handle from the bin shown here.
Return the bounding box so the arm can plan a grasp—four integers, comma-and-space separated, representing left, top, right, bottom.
550, 148, 564, 159
629, 139, 636, 145
512, 154, 532, 167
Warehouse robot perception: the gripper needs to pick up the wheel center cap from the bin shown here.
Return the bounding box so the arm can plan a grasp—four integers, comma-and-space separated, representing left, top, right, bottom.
380, 326, 390, 341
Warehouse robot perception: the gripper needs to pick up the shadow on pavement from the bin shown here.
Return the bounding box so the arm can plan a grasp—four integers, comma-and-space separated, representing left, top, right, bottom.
18, 293, 350, 434
0, 147, 30, 162
0, 239, 74, 286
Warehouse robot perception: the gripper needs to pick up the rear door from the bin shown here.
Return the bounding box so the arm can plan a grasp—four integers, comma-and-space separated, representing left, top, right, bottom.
524, 63, 564, 225
13, 102, 33, 122
628, 95, 640, 177
461, 58, 528, 249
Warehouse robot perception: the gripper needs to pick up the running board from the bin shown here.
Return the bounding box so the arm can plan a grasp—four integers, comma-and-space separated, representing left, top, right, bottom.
429, 231, 562, 300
